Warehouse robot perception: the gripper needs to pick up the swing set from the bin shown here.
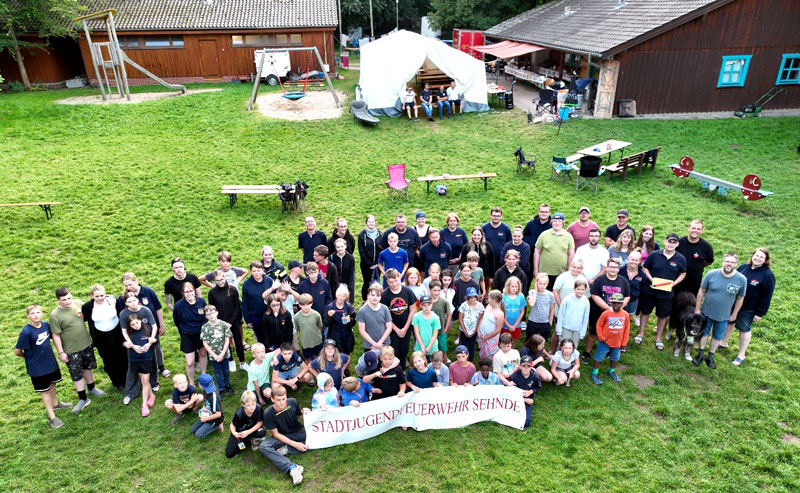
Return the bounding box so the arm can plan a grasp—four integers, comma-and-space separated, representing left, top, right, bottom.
247, 46, 340, 111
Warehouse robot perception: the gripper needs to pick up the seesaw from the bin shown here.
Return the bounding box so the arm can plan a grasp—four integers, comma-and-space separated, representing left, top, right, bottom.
669, 156, 773, 201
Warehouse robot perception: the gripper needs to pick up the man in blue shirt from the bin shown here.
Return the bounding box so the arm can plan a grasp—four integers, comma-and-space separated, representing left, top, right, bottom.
482, 206, 512, 281
242, 262, 276, 345
298, 216, 327, 264
419, 228, 451, 273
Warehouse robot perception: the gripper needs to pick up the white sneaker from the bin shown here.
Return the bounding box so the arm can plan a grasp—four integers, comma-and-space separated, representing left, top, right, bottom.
229, 360, 237, 372
123, 396, 131, 405
634, 316, 640, 327
152, 385, 160, 393
289, 465, 304, 485
239, 362, 250, 372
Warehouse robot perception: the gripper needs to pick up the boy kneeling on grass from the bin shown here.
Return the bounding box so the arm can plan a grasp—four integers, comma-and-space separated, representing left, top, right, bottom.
271, 342, 313, 390
164, 373, 203, 425
192, 373, 224, 438
591, 292, 630, 385
14, 304, 72, 429
259, 385, 310, 486
226, 390, 265, 458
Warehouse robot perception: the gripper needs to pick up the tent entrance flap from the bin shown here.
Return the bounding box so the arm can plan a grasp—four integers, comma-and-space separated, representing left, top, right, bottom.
473, 41, 545, 58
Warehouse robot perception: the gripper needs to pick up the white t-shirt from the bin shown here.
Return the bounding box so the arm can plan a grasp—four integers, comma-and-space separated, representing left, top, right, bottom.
446, 86, 460, 100
492, 349, 520, 376
552, 350, 579, 370
574, 244, 609, 280
553, 272, 589, 306
404, 90, 416, 103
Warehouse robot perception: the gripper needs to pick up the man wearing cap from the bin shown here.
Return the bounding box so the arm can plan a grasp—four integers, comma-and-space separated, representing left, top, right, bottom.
635, 233, 686, 350
675, 219, 715, 297
419, 228, 452, 272
604, 210, 636, 248
691, 252, 746, 369
567, 206, 599, 249
534, 212, 575, 290
523, 203, 552, 260
584, 258, 629, 364
380, 214, 421, 261
482, 206, 512, 277
511, 354, 541, 427
298, 216, 327, 264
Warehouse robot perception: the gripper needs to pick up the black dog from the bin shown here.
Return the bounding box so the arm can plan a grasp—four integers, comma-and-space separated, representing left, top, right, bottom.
668, 291, 706, 361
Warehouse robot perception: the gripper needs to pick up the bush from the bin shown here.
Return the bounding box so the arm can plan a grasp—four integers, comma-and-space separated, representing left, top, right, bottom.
8, 80, 25, 93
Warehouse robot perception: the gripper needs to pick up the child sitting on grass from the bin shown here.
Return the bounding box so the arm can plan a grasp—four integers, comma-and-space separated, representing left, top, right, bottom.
591, 292, 630, 385
449, 345, 476, 386
312, 372, 340, 410
122, 313, 157, 417
340, 376, 377, 406
246, 343, 275, 407
363, 346, 406, 399
492, 333, 520, 380
164, 373, 203, 425
550, 339, 580, 387
14, 304, 72, 429
428, 351, 449, 386
192, 373, 224, 438
510, 355, 541, 428
201, 305, 233, 399
271, 342, 313, 390
406, 351, 441, 391
520, 334, 554, 383
470, 357, 510, 385
225, 390, 265, 458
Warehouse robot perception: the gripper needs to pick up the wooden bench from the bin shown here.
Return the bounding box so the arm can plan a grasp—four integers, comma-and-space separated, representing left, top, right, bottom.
606, 146, 662, 181
0, 201, 61, 220
221, 185, 305, 212
416, 172, 498, 194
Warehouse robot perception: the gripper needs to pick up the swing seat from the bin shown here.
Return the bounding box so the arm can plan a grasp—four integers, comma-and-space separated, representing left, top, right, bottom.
283, 92, 306, 101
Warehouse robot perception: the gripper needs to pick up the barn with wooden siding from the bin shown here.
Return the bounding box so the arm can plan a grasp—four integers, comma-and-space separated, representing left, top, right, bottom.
485, 0, 800, 116
0, 0, 338, 86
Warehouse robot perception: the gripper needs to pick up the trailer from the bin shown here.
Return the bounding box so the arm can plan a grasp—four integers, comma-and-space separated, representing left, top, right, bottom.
253, 50, 291, 86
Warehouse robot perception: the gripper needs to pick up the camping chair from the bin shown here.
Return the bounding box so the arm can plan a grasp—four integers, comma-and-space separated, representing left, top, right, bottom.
576, 156, 605, 192
386, 163, 411, 201
514, 147, 536, 174
534, 88, 557, 115
550, 156, 572, 182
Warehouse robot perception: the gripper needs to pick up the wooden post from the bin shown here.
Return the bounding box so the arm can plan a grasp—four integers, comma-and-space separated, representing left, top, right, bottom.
594, 59, 619, 119
247, 50, 267, 111
313, 46, 340, 108
108, 11, 131, 101
82, 19, 106, 100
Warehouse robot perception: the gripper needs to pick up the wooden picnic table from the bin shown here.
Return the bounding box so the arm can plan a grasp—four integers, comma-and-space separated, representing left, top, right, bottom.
576, 139, 632, 163
0, 201, 61, 220
416, 172, 498, 194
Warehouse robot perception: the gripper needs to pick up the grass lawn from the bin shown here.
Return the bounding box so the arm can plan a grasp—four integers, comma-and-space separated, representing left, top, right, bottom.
1, 70, 799, 492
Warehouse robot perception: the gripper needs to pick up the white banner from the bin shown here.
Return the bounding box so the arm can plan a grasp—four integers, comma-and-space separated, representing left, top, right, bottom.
305, 385, 525, 449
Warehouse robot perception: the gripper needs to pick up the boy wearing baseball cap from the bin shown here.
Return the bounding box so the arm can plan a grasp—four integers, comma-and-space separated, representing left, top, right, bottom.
191, 373, 224, 438
591, 293, 630, 385
448, 345, 476, 385
510, 355, 541, 428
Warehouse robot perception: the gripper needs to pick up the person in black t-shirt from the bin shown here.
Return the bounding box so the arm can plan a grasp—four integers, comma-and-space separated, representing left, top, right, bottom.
584, 258, 630, 363
164, 258, 202, 312
226, 390, 265, 458
362, 346, 407, 399
604, 209, 636, 248
675, 219, 714, 297
420, 82, 434, 121
510, 355, 541, 428
381, 269, 417, 368
258, 386, 310, 485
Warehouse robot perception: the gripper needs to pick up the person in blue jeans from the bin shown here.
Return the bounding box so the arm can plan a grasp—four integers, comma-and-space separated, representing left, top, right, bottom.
436, 84, 452, 119
420, 83, 434, 121
191, 373, 224, 438
259, 385, 310, 485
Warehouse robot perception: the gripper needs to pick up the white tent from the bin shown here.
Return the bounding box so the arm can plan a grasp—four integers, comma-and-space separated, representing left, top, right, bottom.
358, 30, 489, 116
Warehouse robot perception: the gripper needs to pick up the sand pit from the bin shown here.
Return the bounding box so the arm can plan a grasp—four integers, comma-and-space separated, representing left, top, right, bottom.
254, 90, 347, 120
56, 88, 222, 105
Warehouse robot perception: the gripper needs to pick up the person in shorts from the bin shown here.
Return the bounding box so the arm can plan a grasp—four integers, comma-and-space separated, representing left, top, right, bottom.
591, 293, 630, 385
636, 233, 686, 350
271, 342, 313, 390
15, 304, 72, 428
50, 287, 105, 414
403, 85, 419, 121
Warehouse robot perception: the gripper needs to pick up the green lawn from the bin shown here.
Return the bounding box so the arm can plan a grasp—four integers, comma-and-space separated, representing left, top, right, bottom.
1, 71, 799, 492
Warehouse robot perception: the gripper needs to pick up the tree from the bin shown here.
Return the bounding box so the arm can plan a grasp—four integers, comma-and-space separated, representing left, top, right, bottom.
340, 0, 432, 38
0, 0, 83, 89
428, 0, 554, 34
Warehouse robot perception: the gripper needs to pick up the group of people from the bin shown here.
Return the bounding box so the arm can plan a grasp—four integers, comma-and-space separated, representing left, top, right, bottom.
14, 205, 775, 485
403, 81, 464, 122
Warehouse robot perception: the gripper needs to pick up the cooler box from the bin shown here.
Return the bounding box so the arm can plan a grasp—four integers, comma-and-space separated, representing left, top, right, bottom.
618, 99, 636, 117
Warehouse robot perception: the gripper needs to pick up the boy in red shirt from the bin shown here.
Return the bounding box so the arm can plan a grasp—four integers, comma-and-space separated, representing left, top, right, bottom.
591, 292, 629, 385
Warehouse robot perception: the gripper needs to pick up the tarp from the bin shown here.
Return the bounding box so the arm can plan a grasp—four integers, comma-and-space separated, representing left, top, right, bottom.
358, 30, 489, 116
473, 41, 545, 58
304, 385, 525, 449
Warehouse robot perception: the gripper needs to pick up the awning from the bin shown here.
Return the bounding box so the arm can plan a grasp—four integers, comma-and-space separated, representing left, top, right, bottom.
473, 41, 545, 59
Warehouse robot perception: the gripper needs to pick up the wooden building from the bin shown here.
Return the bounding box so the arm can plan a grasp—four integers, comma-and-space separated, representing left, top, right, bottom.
1, 0, 338, 86
485, 0, 800, 116
0, 36, 84, 85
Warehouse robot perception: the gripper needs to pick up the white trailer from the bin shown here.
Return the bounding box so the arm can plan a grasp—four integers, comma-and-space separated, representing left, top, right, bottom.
253, 50, 291, 86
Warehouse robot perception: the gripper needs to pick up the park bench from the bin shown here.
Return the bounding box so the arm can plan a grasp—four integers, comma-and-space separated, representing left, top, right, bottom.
605, 146, 661, 181
221, 184, 306, 212
417, 172, 498, 194
0, 201, 61, 220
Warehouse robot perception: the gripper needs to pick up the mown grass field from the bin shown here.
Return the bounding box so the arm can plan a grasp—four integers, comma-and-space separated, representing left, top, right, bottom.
1, 70, 799, 492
